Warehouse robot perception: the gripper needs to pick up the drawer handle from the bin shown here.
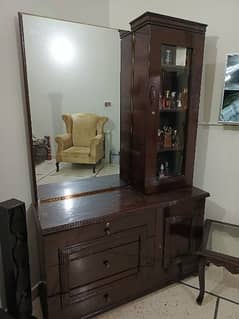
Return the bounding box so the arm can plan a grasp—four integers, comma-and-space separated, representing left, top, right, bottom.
103, 260, 111, 269
105, 222, 111, 236
104, 293, 110, 303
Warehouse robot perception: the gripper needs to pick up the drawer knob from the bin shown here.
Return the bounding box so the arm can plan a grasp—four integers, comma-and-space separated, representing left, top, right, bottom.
105, 222, 111, 236
104, 293, 110, 303
103, 260, 111, 269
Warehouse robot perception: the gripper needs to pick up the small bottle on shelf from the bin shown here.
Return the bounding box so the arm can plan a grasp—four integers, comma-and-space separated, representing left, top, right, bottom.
160, 163, 165, 177
171, 91, 177, 108
165, 90, 171, 108
164, 127, 172, 148
177, 93, 182, 108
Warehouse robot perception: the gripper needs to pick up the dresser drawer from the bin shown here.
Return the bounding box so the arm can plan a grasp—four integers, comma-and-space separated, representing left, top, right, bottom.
48, 273, 141, 319
44, 207, 156, 266
46, 226, 154, 297
59, 226, 145, 297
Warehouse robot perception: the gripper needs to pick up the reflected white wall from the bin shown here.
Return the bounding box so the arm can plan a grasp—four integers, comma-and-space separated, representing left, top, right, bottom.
23, 15, 120, 155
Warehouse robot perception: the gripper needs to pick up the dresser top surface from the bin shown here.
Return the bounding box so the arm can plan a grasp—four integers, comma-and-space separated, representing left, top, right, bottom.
36, 175, 209, 235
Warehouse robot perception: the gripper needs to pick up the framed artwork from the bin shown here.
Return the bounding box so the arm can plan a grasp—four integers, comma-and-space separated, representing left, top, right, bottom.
219, 54, 239, 124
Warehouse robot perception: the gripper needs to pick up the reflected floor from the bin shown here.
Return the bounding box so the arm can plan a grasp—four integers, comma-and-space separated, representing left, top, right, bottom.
36, 160, 119, 185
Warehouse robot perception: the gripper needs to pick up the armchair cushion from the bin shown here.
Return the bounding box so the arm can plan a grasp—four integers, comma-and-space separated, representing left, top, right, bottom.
63, 146, 90, 155
72, 114, 98, 147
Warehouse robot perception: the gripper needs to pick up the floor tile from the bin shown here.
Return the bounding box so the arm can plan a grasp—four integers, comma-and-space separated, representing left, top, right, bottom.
217, 299, 239, 319
96, 284, 216, 319
182, 265, 239, 303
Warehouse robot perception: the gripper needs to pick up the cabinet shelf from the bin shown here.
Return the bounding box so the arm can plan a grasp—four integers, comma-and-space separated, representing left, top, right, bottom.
157, 145, 184, 153
161, 64, 189, 72
159, 108, 187, 113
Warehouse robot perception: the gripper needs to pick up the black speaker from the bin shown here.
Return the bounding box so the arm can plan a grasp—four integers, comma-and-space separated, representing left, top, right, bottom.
0, 199, 35, 319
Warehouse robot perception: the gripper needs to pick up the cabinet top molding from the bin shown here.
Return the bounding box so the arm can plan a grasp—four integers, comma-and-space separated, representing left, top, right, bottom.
130, 12, 207, 34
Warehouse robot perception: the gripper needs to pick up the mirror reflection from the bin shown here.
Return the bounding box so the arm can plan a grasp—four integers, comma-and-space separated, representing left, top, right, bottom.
21, 14, 120, 186
219, 54, 239, 124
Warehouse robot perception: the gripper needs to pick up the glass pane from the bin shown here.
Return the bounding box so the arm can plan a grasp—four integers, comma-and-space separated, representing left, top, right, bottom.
156, 45, 191, 180
206, 222, 239, 258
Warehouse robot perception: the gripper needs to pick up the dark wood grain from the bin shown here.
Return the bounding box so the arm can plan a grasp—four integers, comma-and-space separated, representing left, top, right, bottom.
38, 174, 126, 202
37, 178, 208, 235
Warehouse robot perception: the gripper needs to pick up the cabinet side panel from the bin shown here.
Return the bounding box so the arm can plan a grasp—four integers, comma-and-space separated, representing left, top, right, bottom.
131, 27, 150, 191
120, 33, 133, 182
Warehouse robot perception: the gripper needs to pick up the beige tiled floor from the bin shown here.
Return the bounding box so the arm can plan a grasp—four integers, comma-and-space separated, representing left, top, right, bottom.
32, 261, 239, 319
182, 264, 239, 303
96, 284, 216, 319
217, 299, 239, 319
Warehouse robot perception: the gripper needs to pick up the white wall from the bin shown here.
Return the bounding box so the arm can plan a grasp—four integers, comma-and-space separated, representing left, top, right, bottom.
0, 0, 109, 305
23, 14, 120, 155
109, 0, 239, 225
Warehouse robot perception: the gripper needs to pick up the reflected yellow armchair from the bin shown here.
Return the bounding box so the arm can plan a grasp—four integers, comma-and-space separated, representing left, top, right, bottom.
55, 113, 108, 172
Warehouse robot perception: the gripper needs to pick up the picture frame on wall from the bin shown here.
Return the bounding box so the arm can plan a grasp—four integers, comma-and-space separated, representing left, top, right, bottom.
218, 53, 239, 124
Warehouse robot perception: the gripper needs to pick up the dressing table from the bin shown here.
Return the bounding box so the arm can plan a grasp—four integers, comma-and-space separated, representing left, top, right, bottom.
19, 11, 209, 319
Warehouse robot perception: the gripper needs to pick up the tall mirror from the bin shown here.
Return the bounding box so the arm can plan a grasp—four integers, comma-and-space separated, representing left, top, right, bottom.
19, 13, 121, 196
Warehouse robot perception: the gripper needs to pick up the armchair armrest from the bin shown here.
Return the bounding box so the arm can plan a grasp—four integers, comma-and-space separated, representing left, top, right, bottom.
55, 133, 72, 152
90, 134, 104, 157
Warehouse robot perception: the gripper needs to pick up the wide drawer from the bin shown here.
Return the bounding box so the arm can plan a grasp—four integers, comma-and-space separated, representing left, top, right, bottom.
44, 207, 156, 266
48, 272, 141, 319
61, 231, 140, 291
46, 226, 154, 297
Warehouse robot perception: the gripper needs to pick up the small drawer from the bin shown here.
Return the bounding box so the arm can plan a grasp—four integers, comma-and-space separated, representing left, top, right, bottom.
44, 207, 156, 266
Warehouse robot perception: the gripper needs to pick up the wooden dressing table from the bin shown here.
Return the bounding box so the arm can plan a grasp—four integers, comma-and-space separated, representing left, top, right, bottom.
35, 175, 209, 319
19, 11, 209, 319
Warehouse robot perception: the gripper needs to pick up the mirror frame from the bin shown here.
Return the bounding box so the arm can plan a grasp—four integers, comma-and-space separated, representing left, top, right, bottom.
18, 12, 125, 205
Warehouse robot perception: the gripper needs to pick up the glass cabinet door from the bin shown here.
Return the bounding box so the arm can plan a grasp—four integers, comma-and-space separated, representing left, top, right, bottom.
156, 45, 192, 180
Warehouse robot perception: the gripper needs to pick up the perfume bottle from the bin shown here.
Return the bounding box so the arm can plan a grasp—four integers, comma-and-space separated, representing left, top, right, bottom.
177, 93, 182, 108
160, 163, 165, 177
165, 90, 171, 108
172, 129, 178, 147
171, 91, 177, 108
164, 127, 172, 148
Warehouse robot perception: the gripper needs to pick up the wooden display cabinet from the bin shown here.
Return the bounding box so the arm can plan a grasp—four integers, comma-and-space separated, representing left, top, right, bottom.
120, 12, 207, 193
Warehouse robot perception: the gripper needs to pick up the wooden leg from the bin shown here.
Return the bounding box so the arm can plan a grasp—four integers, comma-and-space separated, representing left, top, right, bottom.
197, 257, 206, 305
56, 162, 59, 172
93, 165, 96, 173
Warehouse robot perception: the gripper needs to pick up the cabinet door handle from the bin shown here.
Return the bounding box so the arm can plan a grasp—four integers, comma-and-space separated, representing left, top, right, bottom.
105, 222, 111, 235
103, 260, 111, 269
152, 111, 156, 115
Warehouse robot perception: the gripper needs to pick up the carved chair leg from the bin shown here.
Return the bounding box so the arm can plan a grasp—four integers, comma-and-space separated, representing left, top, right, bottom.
56, 162, 59, 172
197, 257, 206, 305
